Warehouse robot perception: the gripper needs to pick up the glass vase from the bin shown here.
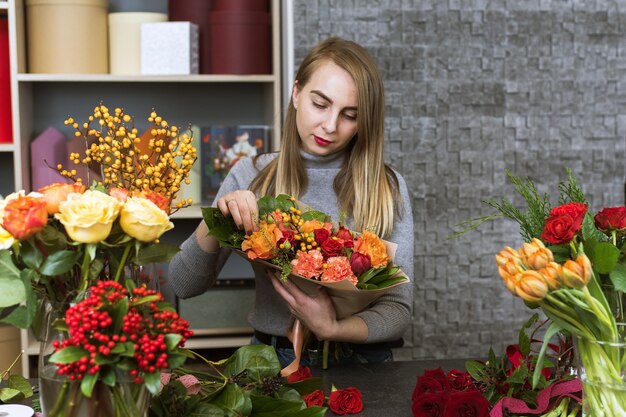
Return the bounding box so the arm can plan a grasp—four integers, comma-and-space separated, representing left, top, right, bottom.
125, 262, 160, 292
573, 324, 626, 417
39, 365, 151, 417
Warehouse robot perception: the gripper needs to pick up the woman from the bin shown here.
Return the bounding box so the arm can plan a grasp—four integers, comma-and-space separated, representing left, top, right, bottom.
168, 37, 414, 366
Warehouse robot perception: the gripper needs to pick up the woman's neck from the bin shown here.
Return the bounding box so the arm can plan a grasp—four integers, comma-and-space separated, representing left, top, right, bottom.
300, 148, 347, 169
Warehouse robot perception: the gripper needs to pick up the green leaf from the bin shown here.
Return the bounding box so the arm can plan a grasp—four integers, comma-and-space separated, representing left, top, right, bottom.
19, 239, 44, 270
586, 241, 620, 274
40, 250, 81, 276
212, 384, 252, 417
0, 251, 24, 308
507, 364, 528, 384
610, 263, 626, 292
284, 377, 323, 395
373, 276, 408, 289
224, 345, 281, 381
81, 371, 98, 397
101, 368, 117, 387
202, 207, 243, 249
0, 269, 37, 328
189, 402, 227, 417
135, 243, 180, 265
165, 333, 183, 351
464, 360, 488, 381
0, 387, 24, 403
531, 322, 561, 389
144, 371, 161, 395
110, 342, 135, 357
8, 374, 33, 398
166, 353, 188, 370
111, 296, 129, 334
49, 346, 89, 364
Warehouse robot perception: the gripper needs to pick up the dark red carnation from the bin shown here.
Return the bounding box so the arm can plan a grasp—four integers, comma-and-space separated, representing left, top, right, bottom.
412, 391, 447, 417
594, 207, 626, 234
328, 387, 363, 415
303, 389, 325, 407
446, 369, 472, 390
541, 215, 579, 244
442, 389, 490, 417
349, 252, 371, 276
314, 228, 330, 245
321, 238, 344, 258
287, 365, 312, 383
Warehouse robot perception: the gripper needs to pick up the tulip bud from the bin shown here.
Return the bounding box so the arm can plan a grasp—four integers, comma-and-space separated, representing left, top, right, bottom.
561, 254, 592, 288
515, 270, 549, 302
538, 262, 562, 290
496, 246, 520, 266
350, 252, 371, 276
498, 258, 523, 282
501, 271, 520, 296
519, 239, 553, 270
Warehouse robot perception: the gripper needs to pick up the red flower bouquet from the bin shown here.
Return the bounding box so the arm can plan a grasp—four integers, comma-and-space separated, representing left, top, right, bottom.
411, 367, 490, 417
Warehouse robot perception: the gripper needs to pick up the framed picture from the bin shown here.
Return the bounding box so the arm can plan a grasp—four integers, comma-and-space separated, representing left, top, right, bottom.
200, 125, 271, 204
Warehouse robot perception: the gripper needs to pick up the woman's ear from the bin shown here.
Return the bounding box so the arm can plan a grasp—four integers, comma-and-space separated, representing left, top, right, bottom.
292, 80, 299, 110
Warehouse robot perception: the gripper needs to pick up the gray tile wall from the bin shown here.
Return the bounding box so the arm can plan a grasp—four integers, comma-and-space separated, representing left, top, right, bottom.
292, 0, 626, 360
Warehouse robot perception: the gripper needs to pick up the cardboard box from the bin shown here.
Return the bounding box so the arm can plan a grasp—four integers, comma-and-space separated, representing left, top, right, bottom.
141, 22, 199, 75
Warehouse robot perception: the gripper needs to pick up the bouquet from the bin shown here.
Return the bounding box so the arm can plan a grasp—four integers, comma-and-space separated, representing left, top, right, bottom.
455, 168, 626, 416
43, 280, 193, 417
203, 194, 409, 373
0, 104, 197, 331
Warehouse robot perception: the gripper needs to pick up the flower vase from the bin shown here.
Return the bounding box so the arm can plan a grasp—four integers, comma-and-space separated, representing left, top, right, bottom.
39, 367, 151, 417
125, 262, 160, 292
573, 324, 626, 417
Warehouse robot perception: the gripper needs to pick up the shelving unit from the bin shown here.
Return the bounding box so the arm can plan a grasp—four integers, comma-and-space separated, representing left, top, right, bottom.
5, 0, 282, 377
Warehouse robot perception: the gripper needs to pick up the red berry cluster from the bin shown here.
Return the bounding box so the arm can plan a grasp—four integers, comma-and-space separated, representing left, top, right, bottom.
53, 280, 193, 383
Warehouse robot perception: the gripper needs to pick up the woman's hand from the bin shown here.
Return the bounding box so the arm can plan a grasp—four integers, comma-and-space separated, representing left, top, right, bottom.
216, 190, 258, 235
268, 270, 340, 340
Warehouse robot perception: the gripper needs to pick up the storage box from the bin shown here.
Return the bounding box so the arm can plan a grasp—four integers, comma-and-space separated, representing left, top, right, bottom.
141, 22, 199, 75
26, 0, 108, 74
30, 126, 70, 191
109, 12, 167, 75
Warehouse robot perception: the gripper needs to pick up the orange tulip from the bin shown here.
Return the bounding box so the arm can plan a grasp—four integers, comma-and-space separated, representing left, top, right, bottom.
539, 262, 563, 290
561, 254, 592, 288
519, 238, 553, 270
496, 246, 520, 266
515, 270, 549, 302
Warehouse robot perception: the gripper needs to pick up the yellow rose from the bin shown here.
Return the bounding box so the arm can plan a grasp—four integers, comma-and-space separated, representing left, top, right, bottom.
55, 190, 121, 243
0, 225, 14, 250
119, 196, 174, 242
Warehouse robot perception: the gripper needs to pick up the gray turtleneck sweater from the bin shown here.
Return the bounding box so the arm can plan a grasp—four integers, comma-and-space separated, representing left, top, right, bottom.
167, 151, 414, 343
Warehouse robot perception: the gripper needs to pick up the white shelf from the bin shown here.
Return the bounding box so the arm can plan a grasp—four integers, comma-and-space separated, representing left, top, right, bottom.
9, 0, 282, 377
16, 73, 277, 83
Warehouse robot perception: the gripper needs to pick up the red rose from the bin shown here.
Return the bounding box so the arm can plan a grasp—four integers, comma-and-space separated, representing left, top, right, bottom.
442, 389, 490, 417
412, 391, 447, 417
321, 238, 344, 258
328, 387, 363, 415
550, 202, 587, 227
314, 228, 330, 244
349, 252, 371, 276
303, 389, 325, 407
335, 226, 353, 242
278, 229, 296, 247
594, 207, 626, 234
287, 365, 312, 383
424, 368, 449, 389
413, 376, 446, 399
541, 215, 579, 244
446, 369, 472, 390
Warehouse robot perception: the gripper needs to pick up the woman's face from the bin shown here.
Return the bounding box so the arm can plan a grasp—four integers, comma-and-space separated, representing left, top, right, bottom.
292, 61, 358, 156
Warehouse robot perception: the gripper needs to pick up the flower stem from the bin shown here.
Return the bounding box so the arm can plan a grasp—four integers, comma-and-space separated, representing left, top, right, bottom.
114, 243, 133, 282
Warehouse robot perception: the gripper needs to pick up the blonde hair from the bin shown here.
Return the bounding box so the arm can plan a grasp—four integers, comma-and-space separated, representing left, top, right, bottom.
250, 37, 400, 237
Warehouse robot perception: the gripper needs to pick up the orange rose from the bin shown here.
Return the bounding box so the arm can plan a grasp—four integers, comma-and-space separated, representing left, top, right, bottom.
353, 230, 390, 268
2, 194, 48, 240
133, 189, 171, 214
109, 187, 130, 203
241, 221, 282, 260
38, 182, 86, 214
300, 219, 328, 234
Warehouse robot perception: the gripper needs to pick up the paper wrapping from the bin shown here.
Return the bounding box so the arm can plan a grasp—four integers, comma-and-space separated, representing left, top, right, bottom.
234, 240, 408, 319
